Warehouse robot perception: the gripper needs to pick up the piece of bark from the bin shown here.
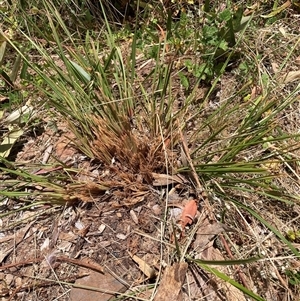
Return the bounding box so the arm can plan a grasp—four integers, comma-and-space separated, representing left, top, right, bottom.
129, 252, 157, 279
153, 262, 188, 301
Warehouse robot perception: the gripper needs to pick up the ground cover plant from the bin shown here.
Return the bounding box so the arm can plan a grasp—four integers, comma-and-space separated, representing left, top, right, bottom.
1, 0, 300, 300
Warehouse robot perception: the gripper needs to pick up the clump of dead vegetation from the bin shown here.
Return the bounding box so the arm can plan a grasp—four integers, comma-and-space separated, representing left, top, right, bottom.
1, 1, 300, 300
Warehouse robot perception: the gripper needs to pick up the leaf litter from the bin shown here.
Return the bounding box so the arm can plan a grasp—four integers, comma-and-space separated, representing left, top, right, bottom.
1, 77, 300, 301
1, 5, 300, 301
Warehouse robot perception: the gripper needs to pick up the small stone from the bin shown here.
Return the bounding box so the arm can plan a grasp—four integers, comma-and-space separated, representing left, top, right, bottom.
98, 224, 106, 233
116, 233, 127, 240
152, 204, 161, 215
15, 277, 22, 287
5, 274, 14, 285
130, 210, 139, 224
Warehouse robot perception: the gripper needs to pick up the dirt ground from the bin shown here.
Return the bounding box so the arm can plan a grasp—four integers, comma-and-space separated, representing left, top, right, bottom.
1, 70, 300, 300
1, 5, 300, 300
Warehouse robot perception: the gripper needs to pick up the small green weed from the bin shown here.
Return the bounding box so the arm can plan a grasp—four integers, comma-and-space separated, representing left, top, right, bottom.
285, 269, 300, 287
169, 3, 251, 82
286, 229, 300, 243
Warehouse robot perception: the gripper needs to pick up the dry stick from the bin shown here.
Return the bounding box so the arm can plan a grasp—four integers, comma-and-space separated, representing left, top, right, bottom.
0, 257, 42, 270
8, 285, 22, 301
4, 258, 134, 300
273, 266, 293, 295
4, 257, 104, 300
218, 235, 249, 290
7, 275, 85, 301
55, 256, 105, 274
0, 256, 104, 274
179, 128, 214, 220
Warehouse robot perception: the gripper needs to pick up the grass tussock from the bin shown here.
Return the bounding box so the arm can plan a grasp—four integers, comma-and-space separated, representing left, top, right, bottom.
91, 115, 176, 178
1, 0, 300, 300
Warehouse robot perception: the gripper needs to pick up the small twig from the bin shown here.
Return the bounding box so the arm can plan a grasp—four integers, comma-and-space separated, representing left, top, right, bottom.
0, 258, 42, 270
219, 234, 249, 289
179, 128, 214, 220
0, 255, 104, 274
273, 265, 293, 295
8, 275, 81, 301
55, 256, 104, 274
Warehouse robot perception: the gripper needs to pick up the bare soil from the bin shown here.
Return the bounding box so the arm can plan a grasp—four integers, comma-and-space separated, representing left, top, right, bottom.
1, 7, 300, 301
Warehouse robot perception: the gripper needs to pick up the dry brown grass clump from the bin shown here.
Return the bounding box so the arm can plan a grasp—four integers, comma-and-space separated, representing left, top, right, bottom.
92, 116, 177, 172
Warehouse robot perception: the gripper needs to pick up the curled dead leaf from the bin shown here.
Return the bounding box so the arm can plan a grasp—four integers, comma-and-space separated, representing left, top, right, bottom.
282, 70, 300, 84
152, 172, 187, 186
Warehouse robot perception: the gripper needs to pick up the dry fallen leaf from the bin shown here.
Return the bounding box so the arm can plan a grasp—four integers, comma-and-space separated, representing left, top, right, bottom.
153, 262, 188, 301
0, 222, 35, 263
205, 248, 247, 301
282, 70, 300, 83
260, 0, 291, 18
129, 252, 157, 279
70, 270, 126, 301
192, 216, 248, 301
152, 172, 187, 186
0, 127, 24, 158
130, 209, 139, 224
194, 217, 235, 253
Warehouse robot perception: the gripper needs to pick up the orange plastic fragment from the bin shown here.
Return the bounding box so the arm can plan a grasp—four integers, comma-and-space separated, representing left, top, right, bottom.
179, 199, 197, 230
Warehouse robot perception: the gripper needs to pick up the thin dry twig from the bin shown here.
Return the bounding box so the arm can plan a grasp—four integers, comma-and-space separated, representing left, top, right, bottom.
219, 234, 250, 289
0, 255, 104, 274
179, 128, 214, 220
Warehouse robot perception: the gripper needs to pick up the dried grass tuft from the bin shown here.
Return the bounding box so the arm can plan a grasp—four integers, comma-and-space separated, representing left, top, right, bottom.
91, 116, 177, 185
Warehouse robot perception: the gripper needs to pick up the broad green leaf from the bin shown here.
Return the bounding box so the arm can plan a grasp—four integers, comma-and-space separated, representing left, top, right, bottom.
179, 72, 189, 89
70, 60, 91, 82
219, 40, 228, 51
219, 9, 232, 22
